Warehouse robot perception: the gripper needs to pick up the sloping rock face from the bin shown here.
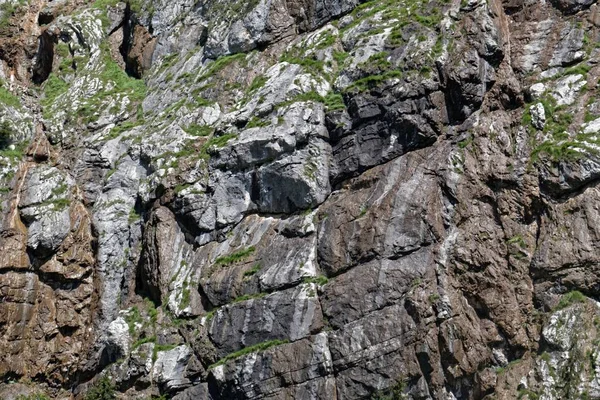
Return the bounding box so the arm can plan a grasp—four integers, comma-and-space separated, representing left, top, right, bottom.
3, 0, 600, 398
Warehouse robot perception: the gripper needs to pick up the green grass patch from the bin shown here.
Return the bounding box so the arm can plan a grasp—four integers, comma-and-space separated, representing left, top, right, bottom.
132, 336, 156, 349
555, 290, 586, 310
247, 75, 268, 94
200, 53, 247, 80
42, 75, 69, 115
302, 275, 329, 285
128, 208, 140, 223
185, 124, 213, 137
152, 343, 178, 362
180, 280, 191, 309
16, 395, 51, 400
200, 133, 237, 159
232, 292, 267, 304
563, 63, 592, 76
507, 235, 526, 248
345, 70, 403, 92
215, 246, 256, 266
125, 306, 142, 335
0, 85, 20, 108
208, 339, 289, 369
246, 116, 270, 128
84, 376, 116, 400
243, 264, 261, 277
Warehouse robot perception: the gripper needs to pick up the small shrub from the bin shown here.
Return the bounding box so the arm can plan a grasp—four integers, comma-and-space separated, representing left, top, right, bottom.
84, 376, 116, 400
555, 290, 586, 310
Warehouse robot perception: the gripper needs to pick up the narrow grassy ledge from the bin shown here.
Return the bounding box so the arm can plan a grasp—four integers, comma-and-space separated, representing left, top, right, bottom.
554, 290, 586, 311
208, 339, 289, 370
214, 246, 256, 266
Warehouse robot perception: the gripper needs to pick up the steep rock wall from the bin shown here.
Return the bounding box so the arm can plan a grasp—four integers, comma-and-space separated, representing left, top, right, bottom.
0, 0, 600, 398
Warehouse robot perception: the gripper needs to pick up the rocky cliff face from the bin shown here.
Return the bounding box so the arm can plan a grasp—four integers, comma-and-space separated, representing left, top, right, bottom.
1, 0, 600, 398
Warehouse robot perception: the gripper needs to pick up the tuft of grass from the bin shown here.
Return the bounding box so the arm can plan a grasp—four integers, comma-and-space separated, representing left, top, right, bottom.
185, 124, 213, 137
132, 336, 156, 349
180, 280, 191, 309
246, 116, 270, 129
125, 306, 141, 335
246, 75, 268, 94
232, 292, 267, 303
200, 53, 247, 80
200, 133, 237, 159
563, 63, 592, 76
84, 376, 116, 400
0, 86, 20, 108
208, 339, 289, 369
507, 235, 526, 248
302, 275, 329, 285
16, 395, 51, 400
42, 75, 69, 115
214, 246, 256, 266
243, 264, 261, 277
345, 70, 403, 92
128, 208, 140, 223
323, 93, 345, 111
555, 290, 586, 310
152, 343, 178, 362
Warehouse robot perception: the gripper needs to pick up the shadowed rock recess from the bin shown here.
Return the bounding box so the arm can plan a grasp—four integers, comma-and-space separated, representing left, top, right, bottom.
4, 0, 600, 398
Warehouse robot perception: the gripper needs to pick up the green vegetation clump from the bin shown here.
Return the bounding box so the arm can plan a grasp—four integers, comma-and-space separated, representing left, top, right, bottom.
107, 121, 142, 140
323, 93, 345, 111
185, 124, 213, 137
280, 53, 326, 77
16, 395, 51, 400
42, 75, 69, 115
132, 336, 156, 349
507, 235, 526, 248
0, 140, 28, 161
0, 0, 26, 28
346, 70, 403, 92
214, 246, 256, 266
84, 376, 116, 400
0, 86, 20, 108
370, 379, 407, 400
208, 339, 289, 369
555, 290, 587, 310
563, 63, 592, 76
125, 306, 142, 335
531, 140, 585, 163
152, 343, 178, 362
0, 120, 13, 148
200, 53, 247, 80
98, 48, 146, 103
232, 292, 267, 303
200, 133, 237, 158
246, 75, 268, 94
279, 90, 345, 111
246, 116, 270, 129
243, 264, 261, 277
180, 280, 191, 308
128, 208, 140, 223
302, 275, 329, 285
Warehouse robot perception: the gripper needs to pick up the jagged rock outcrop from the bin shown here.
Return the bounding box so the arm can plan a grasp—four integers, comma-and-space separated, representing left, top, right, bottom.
2, 0, 600, 398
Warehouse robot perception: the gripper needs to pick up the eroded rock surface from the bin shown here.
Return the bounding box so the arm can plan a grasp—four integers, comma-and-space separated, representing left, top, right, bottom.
1, 0, 600, 398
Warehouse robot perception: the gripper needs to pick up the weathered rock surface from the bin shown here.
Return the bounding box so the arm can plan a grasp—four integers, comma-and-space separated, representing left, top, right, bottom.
2, 0, 600, 398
